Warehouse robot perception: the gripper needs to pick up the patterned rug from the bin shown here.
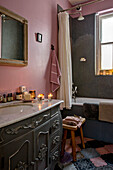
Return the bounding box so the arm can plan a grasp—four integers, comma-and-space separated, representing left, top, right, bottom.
61, 137, 113, 170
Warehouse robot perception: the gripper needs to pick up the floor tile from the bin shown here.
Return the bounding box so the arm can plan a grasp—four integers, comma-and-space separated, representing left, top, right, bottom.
75, 136, 82, 144
96, 147, 110, 155
101, 153, 113, 165
90, 157, 107, 167
84, 140, 105, 149
60, 152, 73, 164
65, 145, 72, 153
65, 138, 71, 145
95, 165, 113, 170
76, 152, 84, 160
105, 144, 113, 153
84, 137, 94, 143
60, 137, 113, 170
63, 163, 77, 170
81, 148, 100, 159
74, 158, 95, 170
65, 140, 81, 153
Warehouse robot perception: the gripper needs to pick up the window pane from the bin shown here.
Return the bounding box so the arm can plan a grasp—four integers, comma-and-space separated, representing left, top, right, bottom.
101, 16, 113, 43
101, 44, 113, 70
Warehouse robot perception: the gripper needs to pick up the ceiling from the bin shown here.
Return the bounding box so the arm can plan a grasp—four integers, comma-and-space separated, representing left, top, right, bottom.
68, 0, 89, 5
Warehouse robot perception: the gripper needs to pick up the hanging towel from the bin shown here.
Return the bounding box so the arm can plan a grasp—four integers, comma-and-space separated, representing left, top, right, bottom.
50, 49, 61, 92
99, 102, 113, 123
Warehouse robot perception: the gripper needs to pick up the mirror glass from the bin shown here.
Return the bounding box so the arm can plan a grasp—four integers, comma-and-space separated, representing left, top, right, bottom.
0, 6, 28, 66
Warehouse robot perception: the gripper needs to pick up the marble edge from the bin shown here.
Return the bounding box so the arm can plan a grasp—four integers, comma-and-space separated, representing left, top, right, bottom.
0, 99, 64, 129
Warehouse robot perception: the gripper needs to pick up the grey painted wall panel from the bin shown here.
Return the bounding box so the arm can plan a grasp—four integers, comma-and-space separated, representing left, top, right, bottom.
72, 14, 113, 99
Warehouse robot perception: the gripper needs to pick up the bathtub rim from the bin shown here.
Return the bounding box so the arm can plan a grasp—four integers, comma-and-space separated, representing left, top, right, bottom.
72, 97, 113, 106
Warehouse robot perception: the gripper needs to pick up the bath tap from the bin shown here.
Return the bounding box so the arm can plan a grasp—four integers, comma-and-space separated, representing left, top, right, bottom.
72, 83, 77, 101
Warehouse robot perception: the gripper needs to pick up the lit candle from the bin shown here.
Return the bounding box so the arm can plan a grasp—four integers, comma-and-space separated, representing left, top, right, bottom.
37, 94, 44, 101
29, 90, 36, 99
41, 94, 44, 100
48, 93, 53, 101
37, 94, 42, 101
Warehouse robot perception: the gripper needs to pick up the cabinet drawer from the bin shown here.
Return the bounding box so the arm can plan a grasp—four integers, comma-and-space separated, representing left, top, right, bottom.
0, 110, 50, 146
50, 130, 62, 151
50, 106, 60, 117
50, 114, 62, 135
50, 146, 61, 170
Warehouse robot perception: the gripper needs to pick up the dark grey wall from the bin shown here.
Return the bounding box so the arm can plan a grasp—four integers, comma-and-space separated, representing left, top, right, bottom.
72, 14, 113, 99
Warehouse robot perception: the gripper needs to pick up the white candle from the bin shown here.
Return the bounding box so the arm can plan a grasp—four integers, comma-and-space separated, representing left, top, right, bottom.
48, 93, 53, 101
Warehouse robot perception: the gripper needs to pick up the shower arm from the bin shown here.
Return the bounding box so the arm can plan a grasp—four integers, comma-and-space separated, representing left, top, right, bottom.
60, 0, 104, 13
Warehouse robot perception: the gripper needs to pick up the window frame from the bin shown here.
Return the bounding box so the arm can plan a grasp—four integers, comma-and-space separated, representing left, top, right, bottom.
95, 11, 113, 75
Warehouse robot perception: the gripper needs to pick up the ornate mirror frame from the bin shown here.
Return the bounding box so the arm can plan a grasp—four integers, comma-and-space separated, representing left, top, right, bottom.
0, 6, 28, 66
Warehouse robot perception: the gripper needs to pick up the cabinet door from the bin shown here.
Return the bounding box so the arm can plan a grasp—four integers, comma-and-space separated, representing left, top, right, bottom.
34, 121, 50, 170
0, 131, 33, 170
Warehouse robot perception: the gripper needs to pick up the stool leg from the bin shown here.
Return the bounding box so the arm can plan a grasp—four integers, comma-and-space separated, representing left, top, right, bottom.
61, 130, 67, 157
71, 130, 76, 162
80, 126, 85, 149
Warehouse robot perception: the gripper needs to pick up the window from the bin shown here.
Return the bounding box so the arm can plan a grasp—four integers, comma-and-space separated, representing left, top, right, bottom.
95, 10, 113, 75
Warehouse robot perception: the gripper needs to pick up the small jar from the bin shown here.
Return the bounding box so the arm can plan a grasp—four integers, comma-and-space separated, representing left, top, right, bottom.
3, 94, 7, 103
7, 93, 11, 102
16, 92, 23, 100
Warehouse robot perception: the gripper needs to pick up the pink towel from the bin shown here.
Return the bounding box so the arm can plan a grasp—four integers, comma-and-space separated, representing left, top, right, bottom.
50, 49, 61, 92
63, 116, 83, 128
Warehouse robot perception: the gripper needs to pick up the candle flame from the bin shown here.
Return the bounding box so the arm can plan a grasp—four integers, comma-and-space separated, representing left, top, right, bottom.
37, 94, 44, 100
48, 93, 53, 97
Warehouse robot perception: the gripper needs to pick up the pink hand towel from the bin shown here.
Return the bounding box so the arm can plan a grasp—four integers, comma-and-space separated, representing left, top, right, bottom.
50, 49, 61, 92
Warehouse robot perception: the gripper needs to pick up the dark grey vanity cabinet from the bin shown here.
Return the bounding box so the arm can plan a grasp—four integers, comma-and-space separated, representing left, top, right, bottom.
0, 104, 62, 170
0, 132, 33, 170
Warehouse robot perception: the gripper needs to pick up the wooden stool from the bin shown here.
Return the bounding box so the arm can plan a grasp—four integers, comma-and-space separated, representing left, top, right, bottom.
61, 117, 85, 162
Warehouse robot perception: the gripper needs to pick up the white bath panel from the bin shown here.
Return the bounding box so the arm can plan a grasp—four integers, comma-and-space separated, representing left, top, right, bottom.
69, 0, 89, 5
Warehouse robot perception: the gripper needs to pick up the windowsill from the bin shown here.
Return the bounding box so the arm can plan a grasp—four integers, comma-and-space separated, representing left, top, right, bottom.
96, 69, 113, 76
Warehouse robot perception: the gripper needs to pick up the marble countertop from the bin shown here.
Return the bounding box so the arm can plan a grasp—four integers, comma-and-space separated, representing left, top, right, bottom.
0, 99, 63, 128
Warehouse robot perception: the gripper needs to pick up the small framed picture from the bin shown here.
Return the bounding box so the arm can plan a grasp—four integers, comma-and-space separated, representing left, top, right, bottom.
37, 33, 42, 43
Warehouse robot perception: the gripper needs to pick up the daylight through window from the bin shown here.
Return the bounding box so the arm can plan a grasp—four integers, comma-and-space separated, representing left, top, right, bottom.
95, 10, 113, 75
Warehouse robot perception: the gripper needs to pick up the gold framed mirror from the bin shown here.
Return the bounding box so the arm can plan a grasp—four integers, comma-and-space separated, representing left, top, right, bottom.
0, 6, 28, 66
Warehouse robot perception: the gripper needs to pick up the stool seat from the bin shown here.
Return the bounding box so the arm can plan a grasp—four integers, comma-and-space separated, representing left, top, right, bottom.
61, 116, 86, 162
63, 124, 77, 131
63, 118, 86, 131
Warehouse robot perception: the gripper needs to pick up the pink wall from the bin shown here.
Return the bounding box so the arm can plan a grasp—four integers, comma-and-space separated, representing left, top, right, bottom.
71, 0, 113, 18
83, 0, 113, 16
0, 0, 71, 97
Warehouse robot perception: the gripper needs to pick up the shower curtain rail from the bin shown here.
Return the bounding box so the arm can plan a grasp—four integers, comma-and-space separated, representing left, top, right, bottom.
60, 0, 104, 13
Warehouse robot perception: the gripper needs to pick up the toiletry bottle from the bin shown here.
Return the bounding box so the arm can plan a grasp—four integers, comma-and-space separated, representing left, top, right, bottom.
24, 93, 31, 101
10, 93, 13, 101
7, 93, 11, 102
3, 94, 7, 103
16, 92, 23, 100
0, 94, 2, 103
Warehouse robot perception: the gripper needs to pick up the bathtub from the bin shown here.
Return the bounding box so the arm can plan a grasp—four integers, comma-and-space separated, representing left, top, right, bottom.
62, 97, 113, 143
72, 97, 113, 106
61, 97, 113, 143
